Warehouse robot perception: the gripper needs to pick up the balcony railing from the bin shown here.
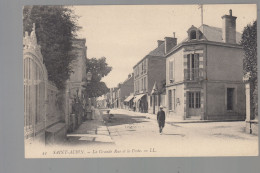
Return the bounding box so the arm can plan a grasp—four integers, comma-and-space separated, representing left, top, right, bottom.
184, 69, 204, 81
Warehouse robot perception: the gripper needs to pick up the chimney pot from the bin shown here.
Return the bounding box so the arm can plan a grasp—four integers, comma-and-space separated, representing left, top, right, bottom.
222, 9, 237, 44
173, 32, 175, 38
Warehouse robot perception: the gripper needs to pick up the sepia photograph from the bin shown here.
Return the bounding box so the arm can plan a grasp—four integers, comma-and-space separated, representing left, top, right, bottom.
23, 4, 258, 158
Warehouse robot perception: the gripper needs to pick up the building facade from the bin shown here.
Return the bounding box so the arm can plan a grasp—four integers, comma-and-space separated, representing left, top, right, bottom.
133, 34, 178, 114
166, 10, 246, 120
119, 74, 134, 109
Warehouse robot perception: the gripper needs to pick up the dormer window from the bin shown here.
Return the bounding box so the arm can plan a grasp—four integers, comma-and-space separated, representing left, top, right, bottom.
190, 30, 197, 40
187, 25, 204, 41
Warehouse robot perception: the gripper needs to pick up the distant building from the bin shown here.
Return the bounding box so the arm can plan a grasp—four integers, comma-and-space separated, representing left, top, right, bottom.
119, 73, 134, 109
109, 87, 119, 108
133, 34, 176, 113
165, 10, 246, 120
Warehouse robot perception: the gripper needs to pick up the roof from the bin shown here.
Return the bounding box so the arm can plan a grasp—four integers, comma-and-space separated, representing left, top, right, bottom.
133, 42, 165, 68
198, 24, 241, 44
166, 24, 242, 56
148, 41, 165, 57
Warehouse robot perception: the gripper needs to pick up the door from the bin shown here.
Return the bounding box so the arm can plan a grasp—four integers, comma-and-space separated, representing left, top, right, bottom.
187, 92, 201, 118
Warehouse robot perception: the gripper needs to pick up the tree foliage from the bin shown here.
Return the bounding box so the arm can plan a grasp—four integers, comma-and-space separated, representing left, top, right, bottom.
84, 57, 112, 98
23, 6, 80, 90
241, 20, 257, 118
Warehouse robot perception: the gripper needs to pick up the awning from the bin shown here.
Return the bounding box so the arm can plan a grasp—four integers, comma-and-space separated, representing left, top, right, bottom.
151, 82, 158, 95
124, 95, 134, 102
133, 94, 145, 102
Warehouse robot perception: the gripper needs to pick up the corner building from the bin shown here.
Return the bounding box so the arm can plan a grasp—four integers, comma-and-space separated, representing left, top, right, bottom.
166, 10, 246, 120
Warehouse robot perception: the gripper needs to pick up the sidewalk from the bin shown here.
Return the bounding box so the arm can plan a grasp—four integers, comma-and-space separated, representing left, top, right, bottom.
108, 108, 243, 124
66, 109, 114, 145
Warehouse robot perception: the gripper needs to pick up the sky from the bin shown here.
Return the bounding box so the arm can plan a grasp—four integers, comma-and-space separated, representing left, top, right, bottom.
73, 4, 256, 88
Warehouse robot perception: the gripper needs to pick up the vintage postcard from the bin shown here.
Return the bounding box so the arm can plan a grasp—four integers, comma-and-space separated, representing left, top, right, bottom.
23, 4, 258, 158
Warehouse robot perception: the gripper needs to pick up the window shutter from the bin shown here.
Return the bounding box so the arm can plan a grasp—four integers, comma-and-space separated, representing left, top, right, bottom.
195, 54, 199, 78
172, 59, 175, 80
195, 54, 199, 69
169, 61, 173, 80
184, 69, 188, 80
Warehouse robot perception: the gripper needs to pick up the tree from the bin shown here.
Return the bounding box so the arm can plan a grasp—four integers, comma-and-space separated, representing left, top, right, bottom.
241, 21, 257, 118
23, 6, 80, 90
84, 57, 112, 98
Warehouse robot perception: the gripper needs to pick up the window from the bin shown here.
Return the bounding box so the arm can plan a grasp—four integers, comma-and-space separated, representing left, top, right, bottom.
173, 89, 176, 110
190, 30, 196, 40
186, 54, 199, 80
169, 61, 174, 81
188, 92, 200, 108
139, 80, 141, 92
144, 77, 146, 90
195, 92, 200, 108
227, 88, 235, 110
168, 90, 172, 110
136, 81, 138, 92
141, 78, 143, 91
141, 62, 144, 74
143, 59, 146, 73
150, 96, 152, 106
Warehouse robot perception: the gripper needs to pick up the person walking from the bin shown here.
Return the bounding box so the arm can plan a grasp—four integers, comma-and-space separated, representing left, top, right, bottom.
90, 104, 95, 120
157, 105, 165, 134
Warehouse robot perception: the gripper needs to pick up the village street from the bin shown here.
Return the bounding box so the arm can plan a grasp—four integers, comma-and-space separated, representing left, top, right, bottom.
65, 109, 258, 157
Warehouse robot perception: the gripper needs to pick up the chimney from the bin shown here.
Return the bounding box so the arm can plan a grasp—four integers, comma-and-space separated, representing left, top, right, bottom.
128, 74, 131, 78
157, 40, 164, 47
222, 9, 237, 44
164, 32, 177, 54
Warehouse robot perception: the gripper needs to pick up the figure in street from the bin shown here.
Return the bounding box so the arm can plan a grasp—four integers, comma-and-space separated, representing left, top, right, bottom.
157, 105, 165, 134
91, 104, 95, 120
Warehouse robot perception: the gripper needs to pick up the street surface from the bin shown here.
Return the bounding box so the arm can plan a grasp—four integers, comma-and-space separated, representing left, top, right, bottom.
65, 109, 258, 157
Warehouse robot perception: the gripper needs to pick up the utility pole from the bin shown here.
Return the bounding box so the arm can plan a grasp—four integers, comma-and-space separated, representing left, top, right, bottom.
198, 4, 204, 35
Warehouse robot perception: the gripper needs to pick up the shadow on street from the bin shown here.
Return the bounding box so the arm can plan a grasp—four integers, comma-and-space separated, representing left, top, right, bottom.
162, 133, 185, 137
102, 113, 148, 126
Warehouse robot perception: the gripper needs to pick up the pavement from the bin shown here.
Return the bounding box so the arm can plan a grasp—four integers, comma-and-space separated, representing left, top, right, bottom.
104, 108, 258, 156
108, 108, 230, 123
63, 108, 258, 156
65, 109, 114, 146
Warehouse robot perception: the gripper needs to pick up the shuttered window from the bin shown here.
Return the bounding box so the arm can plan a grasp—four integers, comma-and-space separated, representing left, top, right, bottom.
169, 60, 174, 80
186, 53, 199, 80
168, 90, 172, 110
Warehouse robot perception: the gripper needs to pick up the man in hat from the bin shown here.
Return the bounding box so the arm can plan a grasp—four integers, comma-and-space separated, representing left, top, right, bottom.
157, 105, 166, 134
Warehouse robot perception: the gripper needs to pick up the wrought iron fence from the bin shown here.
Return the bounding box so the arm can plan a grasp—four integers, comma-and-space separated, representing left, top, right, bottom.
184, 69, 204, 81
